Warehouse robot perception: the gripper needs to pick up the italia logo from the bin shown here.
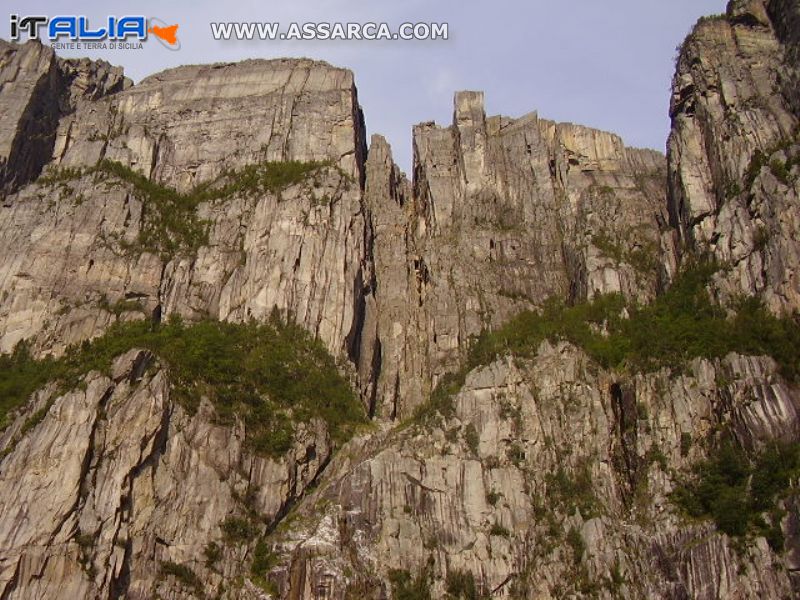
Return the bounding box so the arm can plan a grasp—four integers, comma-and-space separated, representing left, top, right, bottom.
9, 15, 180, 50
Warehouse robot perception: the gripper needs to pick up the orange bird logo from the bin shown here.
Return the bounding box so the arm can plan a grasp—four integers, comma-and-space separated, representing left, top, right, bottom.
149, 23, 179, 46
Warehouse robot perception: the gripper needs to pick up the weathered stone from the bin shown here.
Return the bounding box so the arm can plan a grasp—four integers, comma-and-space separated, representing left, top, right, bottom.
0, 350, 331, 599
363, 93, 667, 417
269, 344, 799, 599
53, 58, 366, 189
0, 40, 128, 195
1, 0, 799, 595
667, 0, 800, 313
0, 56, 370, 369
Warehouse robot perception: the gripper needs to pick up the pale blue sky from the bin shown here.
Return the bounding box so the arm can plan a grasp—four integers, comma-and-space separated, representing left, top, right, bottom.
3, 1, 726, 172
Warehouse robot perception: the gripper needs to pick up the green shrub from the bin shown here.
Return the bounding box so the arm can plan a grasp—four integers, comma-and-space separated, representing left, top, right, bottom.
75, 533, 95, 549
752, 225, 771, 251
489, 522, 510, 537
0, 342, 59, 431
742, 137, 798, 191
566, 527, 585, 565
592, 232, 658, 275
446, 569, 484, 599
464, 423, 480, 456
770, 158, 790, 185
695, 14, 727, 27
545, 463, 599, 518
506, 443, 525, 466
160, 561, 202, 595
680, 433, 693, 457
38, 166, 85, 186
0, 315, 365, 459
250, 540, 277, 582
671, 441, 800, 550
411, 370, 461, 427
388, 565, 433, 600
610, 560, 625, 588
647, 445, 669, 471
94, 160, 210, 258
411, 263, 800, 427
725, 181, 742, 198
42, 159, 327, 260
203, 541, 221, 567
744, 149, 769, 190
215, 160, 329, 196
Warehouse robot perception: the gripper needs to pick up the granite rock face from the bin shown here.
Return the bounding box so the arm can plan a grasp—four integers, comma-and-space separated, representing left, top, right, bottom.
270, 344, 799, 599
0, 0, 799, 597
0, 162, 368, 365
0, 49, 378, 599
0, 42, 668, 422
0, 40, 129, 194
667, 0, 800, 313
52, 57, 366, 190
0, 350, 331, 600
361, 94, 668, 417
0, 53, 370, 367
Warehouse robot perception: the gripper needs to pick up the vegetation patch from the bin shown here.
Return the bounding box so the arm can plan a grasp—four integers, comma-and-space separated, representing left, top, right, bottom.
446, 569, 486, 600
489, 522, 510, 538
37, 159, 327, 259
410, 262, 800, 427
464, 423, 480, 456
742, 136, 799, 191
203, 542, 221, 567
389, 564, 433, 600
545, 462, 600, 518
566, 526, 586, 565
671, 441, 800, 551
0, 343, 58, 432
680, 432, 693, 457
160, 561, 203, 596
93, 160, 209, 258
592, 231, 659, 275
250, 539, 279, 593
97, 294, 146, 317
221, 516, 257, 543
0, 314, 365, 458
74, 533, 95, 549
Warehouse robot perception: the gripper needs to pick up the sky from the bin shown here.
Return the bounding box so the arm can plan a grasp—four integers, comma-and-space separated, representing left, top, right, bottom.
3, 1, 726, 173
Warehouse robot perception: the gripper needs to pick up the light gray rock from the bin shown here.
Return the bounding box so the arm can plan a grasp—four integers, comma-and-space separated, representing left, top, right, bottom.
0, 40, 128, 195
0, 55, 371, 372
267, 344, 799, 599
0, 350, 331, 599
362, 93, 667, 417
667, 0, 800, 313
53, 58, 365, 190
0, 40, 61, 194
1, 0, 799, 594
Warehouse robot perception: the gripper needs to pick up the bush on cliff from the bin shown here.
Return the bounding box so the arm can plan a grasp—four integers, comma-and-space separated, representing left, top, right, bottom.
672, 440, 800, 550
40, 159, 328, 259
0, 313, 364, 457
414, 263, 800, 424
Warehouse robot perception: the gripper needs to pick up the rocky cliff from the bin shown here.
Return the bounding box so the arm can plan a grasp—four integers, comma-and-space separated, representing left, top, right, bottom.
1, 0, 800, 598
360, 94, 668, 417
667, 0, 800, 313
0, 49, 369, 365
